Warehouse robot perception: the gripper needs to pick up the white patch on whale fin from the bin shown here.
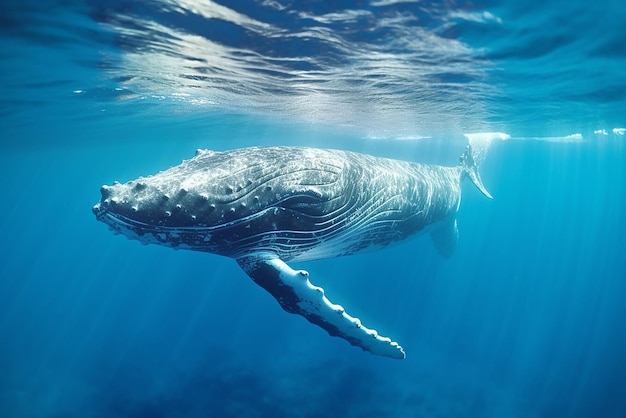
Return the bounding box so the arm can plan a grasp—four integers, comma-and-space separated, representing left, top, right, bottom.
430, 219, 459, 258
237, 253, 406, 359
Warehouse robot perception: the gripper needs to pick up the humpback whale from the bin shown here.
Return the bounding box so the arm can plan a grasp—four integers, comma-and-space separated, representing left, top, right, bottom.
93, 144, 493, 359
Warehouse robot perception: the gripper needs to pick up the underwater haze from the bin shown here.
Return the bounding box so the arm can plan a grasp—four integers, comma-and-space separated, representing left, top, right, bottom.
1, 0, 626, 417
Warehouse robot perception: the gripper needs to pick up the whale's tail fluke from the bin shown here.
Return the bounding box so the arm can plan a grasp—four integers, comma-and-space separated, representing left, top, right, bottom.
460, 144, 492, 199
460, 132, 508, 199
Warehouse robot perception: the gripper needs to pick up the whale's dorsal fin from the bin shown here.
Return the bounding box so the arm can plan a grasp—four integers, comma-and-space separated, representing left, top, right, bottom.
237, 253, 405, 359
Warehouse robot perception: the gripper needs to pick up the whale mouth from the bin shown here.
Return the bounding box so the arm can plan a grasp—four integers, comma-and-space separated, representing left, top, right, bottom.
93, 201, 147, 230
92, 202, 127, 234
92, 202, 106, 221
92, 199, 208, 234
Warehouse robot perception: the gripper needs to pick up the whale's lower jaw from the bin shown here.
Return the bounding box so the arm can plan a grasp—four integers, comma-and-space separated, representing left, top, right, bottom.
93, 207, 218, 252
96, 211, 185, 249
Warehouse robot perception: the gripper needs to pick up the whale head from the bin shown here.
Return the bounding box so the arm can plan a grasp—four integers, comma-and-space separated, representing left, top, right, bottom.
92, 149, 276, 253
92, 151, 231, 247
92, 177, 206, 239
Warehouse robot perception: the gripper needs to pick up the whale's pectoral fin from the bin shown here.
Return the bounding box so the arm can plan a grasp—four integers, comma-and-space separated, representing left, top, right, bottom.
237, 253, 406, 359
430, 218, 458, 258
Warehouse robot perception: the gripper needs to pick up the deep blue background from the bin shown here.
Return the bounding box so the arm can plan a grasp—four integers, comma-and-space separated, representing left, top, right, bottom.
1, 1, 625, 417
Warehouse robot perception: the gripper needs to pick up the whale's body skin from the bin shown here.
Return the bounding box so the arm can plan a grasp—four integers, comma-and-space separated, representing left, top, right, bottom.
94, 146, 488, 359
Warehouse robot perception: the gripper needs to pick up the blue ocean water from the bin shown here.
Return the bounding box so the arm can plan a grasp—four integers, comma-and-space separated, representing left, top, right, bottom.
1, 0, 625, 417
